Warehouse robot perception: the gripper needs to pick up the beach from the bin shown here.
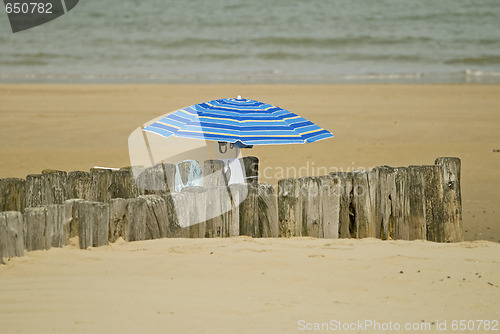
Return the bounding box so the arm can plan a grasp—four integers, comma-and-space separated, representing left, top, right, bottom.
1, 84, 499, 333
1, 237, 499, 333
0, 84, 498, 241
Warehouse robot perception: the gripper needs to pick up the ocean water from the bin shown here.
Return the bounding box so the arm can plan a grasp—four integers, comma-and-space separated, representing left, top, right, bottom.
0, 0, 499, 83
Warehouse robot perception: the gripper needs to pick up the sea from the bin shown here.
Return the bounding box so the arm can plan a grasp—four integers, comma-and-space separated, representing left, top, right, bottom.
1, 0, 499, 84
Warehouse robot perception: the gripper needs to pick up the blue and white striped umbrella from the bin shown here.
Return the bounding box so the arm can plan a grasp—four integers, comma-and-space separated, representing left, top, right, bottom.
143, 97, 333, 146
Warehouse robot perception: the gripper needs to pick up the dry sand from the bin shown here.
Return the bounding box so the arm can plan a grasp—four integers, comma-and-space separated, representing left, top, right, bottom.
1, 237, 499, 333
0, 84, 499, 333
0, 84, 498, 241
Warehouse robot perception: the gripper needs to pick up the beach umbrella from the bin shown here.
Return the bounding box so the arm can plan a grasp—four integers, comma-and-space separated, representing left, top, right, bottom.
142, 96, 333, 147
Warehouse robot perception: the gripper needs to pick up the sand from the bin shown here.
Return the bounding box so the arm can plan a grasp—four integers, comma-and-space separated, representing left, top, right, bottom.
0, 84, 499, 333
0, 84, 498, 241
1, 237, 499, 333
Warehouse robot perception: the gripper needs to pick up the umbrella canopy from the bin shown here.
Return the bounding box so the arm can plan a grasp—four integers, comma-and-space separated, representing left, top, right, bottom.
142, 97, 333, 146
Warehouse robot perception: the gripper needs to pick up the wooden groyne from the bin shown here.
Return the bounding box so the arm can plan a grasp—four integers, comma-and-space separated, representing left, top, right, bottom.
0, 157, 462, 264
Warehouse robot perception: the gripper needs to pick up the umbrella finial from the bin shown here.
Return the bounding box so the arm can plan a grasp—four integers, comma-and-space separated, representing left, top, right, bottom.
237, 95, 241, 99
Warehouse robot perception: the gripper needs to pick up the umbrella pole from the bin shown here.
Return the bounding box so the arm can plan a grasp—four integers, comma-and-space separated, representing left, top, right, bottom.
141, 125, 156, 166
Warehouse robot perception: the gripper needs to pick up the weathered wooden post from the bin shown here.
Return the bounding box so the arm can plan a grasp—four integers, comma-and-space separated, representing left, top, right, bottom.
393, 168, 408, 240
318, 175, 340, 239
46, 204, 64, 247
76, 201, 92, 249
93, 202, 109, 247
205, 186, 226, 237
137, 163, 175, 195
422, 165, 445, 242
0, 211, 25, 258
24, 206, 51, 251
330, 172, 354, 238
277, 178, 301, 237
67, 171, 92, 200
352, 170, 375, 238
181, 187, 207, 238
299, 177, 321, 237
64, 199, 84, 239
41, 170, 67, 205
238, 184, 259, 237
374, 166, 402, 240
126, 197, 147, 241
111, 167, 139, 199
435, 157, 463, 242
141, 195, 169, 240
240, 156, 259, 185
0, 178, 26, 212
109, 198, 128, 242
203, 160, 226, 187
76, 201, 109, 249
25, 174, 43, 208
169, 192, 189, 238
226, 184, 242, 237
90, 168, 113, 203
257, 184, 279, 238
404, 166, 427, 240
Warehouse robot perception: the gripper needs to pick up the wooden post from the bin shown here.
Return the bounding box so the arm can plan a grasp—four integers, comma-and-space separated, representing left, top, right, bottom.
46, 204, 64, 247
404, 166, 427, 240
330, 172, 354, 238
126, 197, 147, 241
0, 178, 26, 212
0, 211, 25, 258
90, 168, 113, 203
299, 177, 321, 237
238, 184, 259, 237
203, 160, 226, 187
141, 195, 169, 240
67, 171, 92, 200
109, 198, 128, 242
318, 175, 340, 239
41, 170, 67, 205
92, 202, 109, 247
205, 186, 225, 237
75, 201, 109, 249
169, 192, 189, 238
76, 201, 93, 249
111, 167, 139, 199
393, 168, 408, 240
226, 184, 242, 237
375, 166, 398, 240
25, 174, 43, 208
422, 165, 445, 242
352, 170, 375, 238
240, 156, 259, 185
367, 169, 378, 237
181, 187, 207, 238
435, 157, 463, 242
137, 163, 174, 195
24, 206, 51, 251
162, 163, 176, 193
64, 199, 83, 239
258, 184, 279, 238
277, 178, 301, 237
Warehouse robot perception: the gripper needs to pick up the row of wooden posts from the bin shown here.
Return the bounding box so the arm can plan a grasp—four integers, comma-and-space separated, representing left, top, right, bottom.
0, 157, 462, 264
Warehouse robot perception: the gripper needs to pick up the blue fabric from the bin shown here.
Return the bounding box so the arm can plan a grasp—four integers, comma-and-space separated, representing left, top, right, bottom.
143, 98, 333, 145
